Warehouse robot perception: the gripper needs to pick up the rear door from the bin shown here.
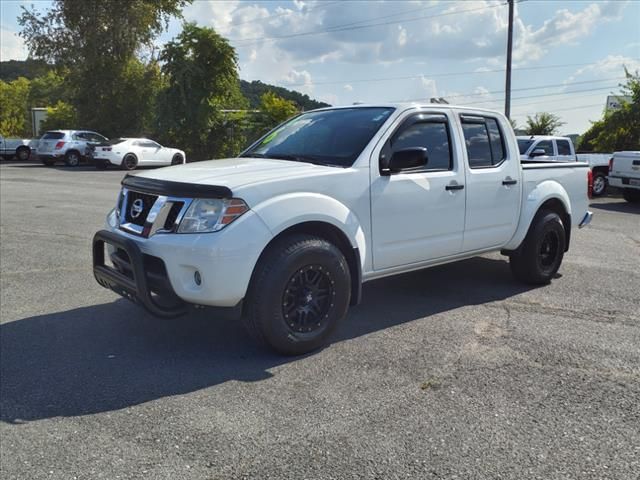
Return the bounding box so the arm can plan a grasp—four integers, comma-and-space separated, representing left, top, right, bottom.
370, 110, 466, 270
555, 139, 575, 162
459, 114, 522, 252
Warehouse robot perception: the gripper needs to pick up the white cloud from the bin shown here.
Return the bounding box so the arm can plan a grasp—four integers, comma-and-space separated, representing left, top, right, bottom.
0, 27, 27, 61
514, 1, 630, 61
343, 84, 353, 92
281, 68, 314, 94
564, 55, 640, 84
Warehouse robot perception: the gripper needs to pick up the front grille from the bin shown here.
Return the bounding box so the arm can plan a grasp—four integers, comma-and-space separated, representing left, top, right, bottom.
125, 191, 158, 226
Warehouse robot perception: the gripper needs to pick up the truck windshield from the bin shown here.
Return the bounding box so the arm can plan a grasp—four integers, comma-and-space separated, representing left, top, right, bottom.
242, 107, 395, 167
517, 139, 533, 154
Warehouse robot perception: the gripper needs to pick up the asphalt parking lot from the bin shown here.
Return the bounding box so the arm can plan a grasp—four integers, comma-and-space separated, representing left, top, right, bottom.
1, 161, 639, 480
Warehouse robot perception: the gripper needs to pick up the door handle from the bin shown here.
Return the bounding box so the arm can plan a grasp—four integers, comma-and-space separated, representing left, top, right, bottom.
445, 183, 465, 191
502, 178, 518, 186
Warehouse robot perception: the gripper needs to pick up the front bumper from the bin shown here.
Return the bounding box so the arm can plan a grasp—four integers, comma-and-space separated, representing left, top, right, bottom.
93, 230, 188, 317
93, 210, 273, 313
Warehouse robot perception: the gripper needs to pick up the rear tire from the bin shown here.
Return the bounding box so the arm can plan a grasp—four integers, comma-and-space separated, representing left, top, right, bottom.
242, 234, 351, 356
64, 150, 81, 167
94, 160, 108, 170
121, 154, 138, 171
16, 147, 30, 161
41, 158, 55, 166
622, 188, 640, 203
510, 210, 566, 285
591, 172, 607, 196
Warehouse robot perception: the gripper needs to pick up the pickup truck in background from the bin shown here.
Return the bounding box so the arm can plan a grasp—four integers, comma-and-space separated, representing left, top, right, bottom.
0, 134, 36, 161
608, 151, 640, 203
93, 104, 593, 355
518, 135, 612, 196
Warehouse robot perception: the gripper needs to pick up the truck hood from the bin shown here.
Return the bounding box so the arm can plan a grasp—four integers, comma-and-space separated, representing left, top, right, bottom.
128, 157, 347, 192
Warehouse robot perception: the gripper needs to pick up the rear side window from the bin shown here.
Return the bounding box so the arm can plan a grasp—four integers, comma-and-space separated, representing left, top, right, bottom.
42, 132, 65, 140
556, 140, 572, 156
460, 116, 506, 168
391, 119, 452, 171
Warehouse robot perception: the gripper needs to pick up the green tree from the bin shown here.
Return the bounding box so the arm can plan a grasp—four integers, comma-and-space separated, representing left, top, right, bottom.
580, 69, 639, 152
18, 0, 189, 136
158, 23, 247, 160
524, 112, 565, 136
39, 100, 78, 131
0, 77, 31, 137
260, 91, 299, 126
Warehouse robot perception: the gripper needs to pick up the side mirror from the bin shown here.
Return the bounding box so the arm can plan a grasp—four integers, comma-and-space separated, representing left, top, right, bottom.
529, 148, 546, 158
386, 147, 428, 173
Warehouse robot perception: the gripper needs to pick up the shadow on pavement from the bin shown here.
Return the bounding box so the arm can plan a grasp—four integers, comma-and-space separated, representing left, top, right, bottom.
1, 257, 534, 423
590, 200, 639, 214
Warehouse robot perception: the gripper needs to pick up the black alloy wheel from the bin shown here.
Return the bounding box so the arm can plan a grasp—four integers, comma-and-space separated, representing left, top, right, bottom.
537, 230, 560, 274
282, 265, 336, 334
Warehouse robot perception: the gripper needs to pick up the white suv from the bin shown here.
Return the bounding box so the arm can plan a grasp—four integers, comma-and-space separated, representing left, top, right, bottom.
38, 130, 108, 167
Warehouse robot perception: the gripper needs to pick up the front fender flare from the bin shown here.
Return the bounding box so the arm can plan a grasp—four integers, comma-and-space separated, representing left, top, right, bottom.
251, 192, 367, 269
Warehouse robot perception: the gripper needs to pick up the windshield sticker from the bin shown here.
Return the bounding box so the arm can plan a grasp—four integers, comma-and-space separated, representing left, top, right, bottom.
261, 127, 284, 145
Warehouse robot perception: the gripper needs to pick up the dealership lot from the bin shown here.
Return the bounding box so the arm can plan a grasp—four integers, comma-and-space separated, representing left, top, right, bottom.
1, 162, 639, 479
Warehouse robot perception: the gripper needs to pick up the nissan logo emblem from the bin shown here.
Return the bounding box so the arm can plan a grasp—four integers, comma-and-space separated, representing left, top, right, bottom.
130, 198, 144, 219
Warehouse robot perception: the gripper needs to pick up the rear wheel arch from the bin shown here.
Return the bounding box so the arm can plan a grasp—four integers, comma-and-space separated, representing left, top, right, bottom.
247, 221, 362, 310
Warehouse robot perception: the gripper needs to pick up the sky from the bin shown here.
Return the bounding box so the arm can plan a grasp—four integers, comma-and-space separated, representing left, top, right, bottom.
1, 0, 639, 134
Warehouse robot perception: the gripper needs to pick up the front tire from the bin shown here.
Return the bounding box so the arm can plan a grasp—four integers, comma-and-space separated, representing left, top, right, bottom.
510, 210, 566, 285
591, 172, 607, 196
622, 188, 640, 203
171, 154, 184, 165
121, 154, 138, 171
242, 234, 351, 356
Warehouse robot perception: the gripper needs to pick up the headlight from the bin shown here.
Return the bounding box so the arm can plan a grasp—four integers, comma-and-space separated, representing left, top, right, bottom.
178, 198, 249, 233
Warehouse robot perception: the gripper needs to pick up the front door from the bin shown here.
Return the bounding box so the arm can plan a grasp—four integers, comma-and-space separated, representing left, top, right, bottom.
370, 111, 466, 270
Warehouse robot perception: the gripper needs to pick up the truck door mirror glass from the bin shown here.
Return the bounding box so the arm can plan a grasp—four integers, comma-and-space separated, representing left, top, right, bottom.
530, 148, 546, 157
387, 147, 429, 173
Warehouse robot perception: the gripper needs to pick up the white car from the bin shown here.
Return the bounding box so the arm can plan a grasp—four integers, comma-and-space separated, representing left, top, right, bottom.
608, 151, 640, 203
92, 138, 186, 170
93, 104, 592, 355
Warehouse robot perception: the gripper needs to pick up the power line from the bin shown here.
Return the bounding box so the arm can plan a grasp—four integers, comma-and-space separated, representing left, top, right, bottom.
226, 1, 343, 28
233, 2, 506, 48
279, 60, 629, 88
228, 2, 442, 41
463, 85, 619, 106
388, 76, 625, 102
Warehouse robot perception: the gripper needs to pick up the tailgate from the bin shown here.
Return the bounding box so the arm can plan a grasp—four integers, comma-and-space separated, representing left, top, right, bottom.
611, 152, 640, 180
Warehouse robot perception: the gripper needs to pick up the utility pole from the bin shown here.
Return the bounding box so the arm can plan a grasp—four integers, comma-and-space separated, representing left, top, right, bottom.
505, 0, 514, 119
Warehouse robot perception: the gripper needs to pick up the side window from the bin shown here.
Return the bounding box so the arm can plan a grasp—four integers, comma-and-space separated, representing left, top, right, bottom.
460, 115, 506, 168
72, 133, 83, 141
535, 140, 554, 155
461, 122, 492, 168
391, 120, 452, 171
556, 140, 572, 156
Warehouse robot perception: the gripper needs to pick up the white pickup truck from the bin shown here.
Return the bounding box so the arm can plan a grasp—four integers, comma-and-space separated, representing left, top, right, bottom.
608, 151, 640, 203
517, 135, 612, 196
0, 134, 36, 161
93, 104, 593, 355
